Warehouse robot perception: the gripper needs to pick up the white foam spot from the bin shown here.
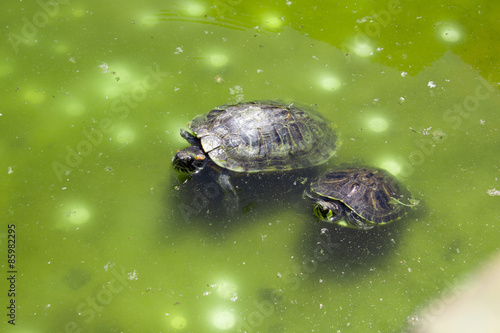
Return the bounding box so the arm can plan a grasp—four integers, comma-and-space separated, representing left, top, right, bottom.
441, 27, 461, 43
171, 316, 187, 329
263, 15, 283, 30
353, 42, 373, 57
213, 280, 237, 300
210, 54, 229, 67
321, 76, 342, 91
379, 160, 402, 176
184, 3, 205, 17
115, 127, 136, 145
212, 310, 235, 330
65, 207, 90, 225
367, 117, 389, 132
24, 89, 45, 104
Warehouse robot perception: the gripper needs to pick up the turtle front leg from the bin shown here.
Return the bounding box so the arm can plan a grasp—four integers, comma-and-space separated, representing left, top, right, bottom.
345, 210, 374, 230
218, 169, 239, 212
180, 129, 201, 145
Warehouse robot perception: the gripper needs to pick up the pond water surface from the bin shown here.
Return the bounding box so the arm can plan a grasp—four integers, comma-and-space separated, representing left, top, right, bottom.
1, 1, 499, 332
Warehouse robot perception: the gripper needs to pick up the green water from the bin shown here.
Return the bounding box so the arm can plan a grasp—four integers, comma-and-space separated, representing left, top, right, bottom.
1, 0, 499, 332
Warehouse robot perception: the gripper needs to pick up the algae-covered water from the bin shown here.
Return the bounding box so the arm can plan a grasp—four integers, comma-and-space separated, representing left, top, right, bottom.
1, 1, 499, 332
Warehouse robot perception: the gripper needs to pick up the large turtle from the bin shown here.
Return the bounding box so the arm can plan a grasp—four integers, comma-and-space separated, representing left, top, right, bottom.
304, 167, 415, 230
173, 101, 338, 197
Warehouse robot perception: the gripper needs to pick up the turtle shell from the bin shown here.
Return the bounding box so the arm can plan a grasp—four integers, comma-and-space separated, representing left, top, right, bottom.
188, 101, 338, 172
310, 168, 411, 224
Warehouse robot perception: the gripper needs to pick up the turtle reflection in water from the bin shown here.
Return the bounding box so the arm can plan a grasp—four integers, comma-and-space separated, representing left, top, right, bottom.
304, 168, 417, 230
172, 101, 338, 202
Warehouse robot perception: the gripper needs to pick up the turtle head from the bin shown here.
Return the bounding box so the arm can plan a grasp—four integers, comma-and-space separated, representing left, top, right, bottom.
173, 146, 207, 173
313, 200, 344, 223
303, 190, 345, 224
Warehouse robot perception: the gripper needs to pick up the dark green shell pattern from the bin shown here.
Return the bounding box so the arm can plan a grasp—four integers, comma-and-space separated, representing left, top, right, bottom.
310, 168, 411, 224
189, 101, 338, 172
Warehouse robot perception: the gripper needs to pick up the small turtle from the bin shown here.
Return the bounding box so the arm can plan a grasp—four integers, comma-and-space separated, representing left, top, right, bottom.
173, 101, 338, 197
304, 168, 415, 230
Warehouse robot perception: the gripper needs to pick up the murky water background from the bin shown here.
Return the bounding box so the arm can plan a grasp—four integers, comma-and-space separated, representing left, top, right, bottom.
1, 1, 499, 332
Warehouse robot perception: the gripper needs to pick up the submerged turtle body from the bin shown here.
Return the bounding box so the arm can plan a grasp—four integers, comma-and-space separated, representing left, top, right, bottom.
187, 101, 338, 172
305, 168, 413, 230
